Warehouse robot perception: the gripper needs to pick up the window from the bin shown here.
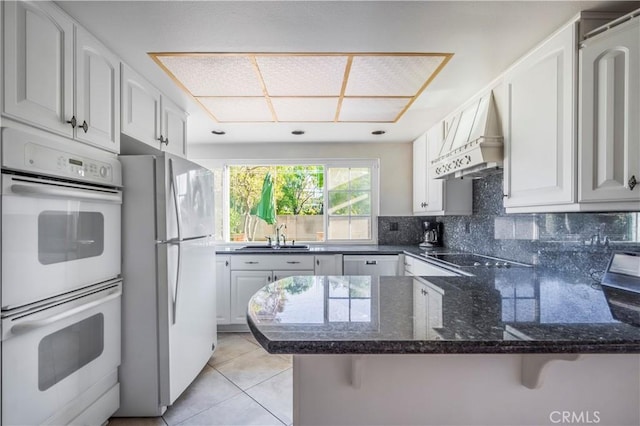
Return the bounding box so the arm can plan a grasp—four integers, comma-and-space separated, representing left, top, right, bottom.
222, 159, 378, 243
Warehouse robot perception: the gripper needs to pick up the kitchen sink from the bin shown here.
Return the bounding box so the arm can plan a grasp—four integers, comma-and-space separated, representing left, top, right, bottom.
237, 244, 310, 251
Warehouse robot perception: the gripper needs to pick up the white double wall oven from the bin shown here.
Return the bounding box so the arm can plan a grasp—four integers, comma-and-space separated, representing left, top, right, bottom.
0, 128, 123, 425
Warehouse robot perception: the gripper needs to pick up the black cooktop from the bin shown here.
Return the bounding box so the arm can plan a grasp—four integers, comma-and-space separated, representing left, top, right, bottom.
422, 253, 530, 268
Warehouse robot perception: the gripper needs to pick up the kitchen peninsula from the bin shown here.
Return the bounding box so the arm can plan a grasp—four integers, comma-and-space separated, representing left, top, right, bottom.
247, 271, 640, 426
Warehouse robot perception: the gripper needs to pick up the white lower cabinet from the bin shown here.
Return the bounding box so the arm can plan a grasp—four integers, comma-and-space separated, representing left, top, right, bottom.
343, 255, 399, 276
413, 280, 444, 340
228, 255, 314, 326
314, 254, 343, 275
216, 255, 231, 325
230, 270, 272, 324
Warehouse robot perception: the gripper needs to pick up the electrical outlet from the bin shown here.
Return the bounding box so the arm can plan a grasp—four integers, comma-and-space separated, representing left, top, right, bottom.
390, 222, 399, 231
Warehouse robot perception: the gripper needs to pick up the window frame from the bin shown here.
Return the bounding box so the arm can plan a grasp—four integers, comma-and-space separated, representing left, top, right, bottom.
221, 158, 379, 244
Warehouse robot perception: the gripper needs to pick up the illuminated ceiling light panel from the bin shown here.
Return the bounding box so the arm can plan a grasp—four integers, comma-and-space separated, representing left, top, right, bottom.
339, 98, 410, 122
345, 55, 448, 96
271, 97, 339, 122
257, 55, 348, 96
150, 52, 452, 123
155, 55, 263, 96
198, 97, 273, 122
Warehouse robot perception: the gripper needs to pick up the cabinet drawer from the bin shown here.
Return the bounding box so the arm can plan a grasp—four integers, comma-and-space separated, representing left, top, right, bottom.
230, 255, 314, 270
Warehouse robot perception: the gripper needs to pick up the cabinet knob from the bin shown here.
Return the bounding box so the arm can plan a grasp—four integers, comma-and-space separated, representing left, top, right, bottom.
629, 175, 637, 191
316, 259, 320, 266
158, 135, 169, 145
225, 260, 229, 267
66, 116, 77, 128
80, 120, 89, 133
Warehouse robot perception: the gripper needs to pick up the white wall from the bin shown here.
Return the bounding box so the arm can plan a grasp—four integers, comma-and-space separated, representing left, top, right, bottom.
189, 142, 413, 216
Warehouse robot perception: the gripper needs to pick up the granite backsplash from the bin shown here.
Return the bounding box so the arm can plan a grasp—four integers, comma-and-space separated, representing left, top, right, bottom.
379, 172, 640, 275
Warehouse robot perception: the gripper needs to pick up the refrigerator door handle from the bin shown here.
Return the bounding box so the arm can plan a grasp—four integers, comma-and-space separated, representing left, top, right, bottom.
169, 158, 182, 241
172, 241, 182, 326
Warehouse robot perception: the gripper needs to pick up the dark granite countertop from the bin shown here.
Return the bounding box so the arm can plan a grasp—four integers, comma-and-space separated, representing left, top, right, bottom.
247, 268, 640, 354
216, 244, 432, 255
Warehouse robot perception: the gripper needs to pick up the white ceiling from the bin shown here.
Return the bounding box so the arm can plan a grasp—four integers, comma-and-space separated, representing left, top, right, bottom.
56, 0, 639, 145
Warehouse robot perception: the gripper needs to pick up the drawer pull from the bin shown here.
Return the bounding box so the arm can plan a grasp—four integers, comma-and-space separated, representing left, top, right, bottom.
244, 261, 259, 264
629, 175, 637, 191
286, 261, 301, 264
365, 260, 378, 265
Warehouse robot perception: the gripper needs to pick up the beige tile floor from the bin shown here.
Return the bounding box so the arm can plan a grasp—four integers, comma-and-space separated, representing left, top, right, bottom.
109, 333, 293, 426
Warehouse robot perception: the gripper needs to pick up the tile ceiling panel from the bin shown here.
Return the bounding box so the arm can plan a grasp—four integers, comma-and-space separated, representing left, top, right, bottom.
271, 97, 339, 122
157, 55, 264, 96
151, 52, 452, 123
256, 55, 348, 96
345, 55, 447, 96
339, 98, 410, 122
198, 97, 273, 122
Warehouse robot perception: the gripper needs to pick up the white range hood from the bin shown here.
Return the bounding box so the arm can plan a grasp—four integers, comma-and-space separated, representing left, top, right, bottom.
430, 91, 503, 179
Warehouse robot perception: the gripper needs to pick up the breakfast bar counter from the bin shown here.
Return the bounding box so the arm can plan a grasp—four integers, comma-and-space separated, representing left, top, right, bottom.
247, 272, 640, 426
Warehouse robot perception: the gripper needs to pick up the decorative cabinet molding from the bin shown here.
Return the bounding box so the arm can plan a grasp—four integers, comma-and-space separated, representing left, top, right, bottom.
578, 15, 640, 208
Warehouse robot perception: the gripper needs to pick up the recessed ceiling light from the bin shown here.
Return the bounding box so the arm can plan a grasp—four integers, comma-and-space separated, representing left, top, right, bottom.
372, 130, 386, 135
211, 130, 226, 135
291, 130, 305, 135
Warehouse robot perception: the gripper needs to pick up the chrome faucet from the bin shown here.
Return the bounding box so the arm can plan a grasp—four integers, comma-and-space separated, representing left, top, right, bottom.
275, 224, 286, 247
588, 223, 609, 248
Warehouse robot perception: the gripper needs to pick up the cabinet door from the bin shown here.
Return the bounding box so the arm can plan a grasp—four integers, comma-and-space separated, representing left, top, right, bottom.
314, 254, 343, 275
121, 64, 161, 148
412, 133, 428, 214
216, 256, 231, 325
424, 125, 447, 213
272, 270, 314, 281
230, 270, 271, 324
504, 23, 576, 208
579, 18, 640, 203
162, 97, 188, 157
75, 28, 120, 152
3, 1, 74, 136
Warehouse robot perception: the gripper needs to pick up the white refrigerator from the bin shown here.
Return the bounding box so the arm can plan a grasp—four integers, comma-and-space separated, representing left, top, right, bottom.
116, 153, 217, 416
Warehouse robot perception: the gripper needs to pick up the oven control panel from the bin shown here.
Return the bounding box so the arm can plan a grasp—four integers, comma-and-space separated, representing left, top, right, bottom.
26, 143, 114, 184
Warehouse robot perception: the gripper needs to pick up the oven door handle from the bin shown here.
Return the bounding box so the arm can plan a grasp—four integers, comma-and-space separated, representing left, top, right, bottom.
10, 287, 121, 335
10, 182, 122, 203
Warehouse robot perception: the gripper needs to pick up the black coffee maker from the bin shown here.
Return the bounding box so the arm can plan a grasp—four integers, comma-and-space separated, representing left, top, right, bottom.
420, 221, 442, 247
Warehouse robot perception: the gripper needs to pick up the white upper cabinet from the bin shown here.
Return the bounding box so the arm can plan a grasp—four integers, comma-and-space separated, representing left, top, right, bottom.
578, 16, 640, 207
3, 1, 74, 136
413, 124, 471, 216
121, 64, 188, 157
3, 1, 120, 152
161, 96, 188, 157
121, 64, 162, 148
74, 28, 120, 152
412, 132, 429, 214
503, 22, 577, 211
